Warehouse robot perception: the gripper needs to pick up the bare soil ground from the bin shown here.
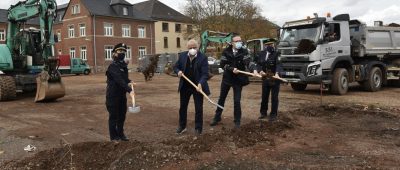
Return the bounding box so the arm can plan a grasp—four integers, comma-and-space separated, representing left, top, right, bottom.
1, 73, 400, 169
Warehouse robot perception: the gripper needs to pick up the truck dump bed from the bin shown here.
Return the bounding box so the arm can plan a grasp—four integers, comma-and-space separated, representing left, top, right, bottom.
350, 20, 400, 57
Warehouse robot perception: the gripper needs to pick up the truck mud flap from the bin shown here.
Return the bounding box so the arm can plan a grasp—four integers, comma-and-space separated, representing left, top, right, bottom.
35, 72, 65, 102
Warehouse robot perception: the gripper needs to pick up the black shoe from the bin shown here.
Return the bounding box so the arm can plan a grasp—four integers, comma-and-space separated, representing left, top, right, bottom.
195, 129, 202, 135
176, 127, 187, 134
234, 122, 240, 129
258, 114, 267, 120
210, 119, 220, 126
269, 116, 277, 122
120, 135, 129, 141
110, 137, 120, 142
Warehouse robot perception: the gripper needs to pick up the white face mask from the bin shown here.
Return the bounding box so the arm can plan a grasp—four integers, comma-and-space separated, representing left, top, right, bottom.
189, 48, 197, 56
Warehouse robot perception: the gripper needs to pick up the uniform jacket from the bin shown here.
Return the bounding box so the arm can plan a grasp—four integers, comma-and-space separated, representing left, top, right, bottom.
256, 49, 283, 74
174, 51, 211, 95
106, 61, 132, 99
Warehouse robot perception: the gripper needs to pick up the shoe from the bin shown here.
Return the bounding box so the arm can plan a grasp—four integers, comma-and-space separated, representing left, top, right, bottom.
110, 137, 120, 142
269, 116, 277, 122
258, 114, 267, 120
234, 122, 240, 129
176, 127, 187, 134
195, 129, 202, 135
120, 135, 129, 141
210, 119, 220, 126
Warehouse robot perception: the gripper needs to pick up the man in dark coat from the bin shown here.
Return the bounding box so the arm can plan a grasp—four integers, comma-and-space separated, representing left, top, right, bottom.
256, 42, 283, 122
210, 35, 252, 128
106, 43, 134, 141
174, 39, 210, 135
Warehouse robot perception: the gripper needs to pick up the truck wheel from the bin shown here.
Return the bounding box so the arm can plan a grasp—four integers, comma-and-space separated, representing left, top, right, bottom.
362, 67, 382, 92
291, 83, 307, 91
331, 68, 349, 95
0, 76, 17, 101
84, 69, 90, 75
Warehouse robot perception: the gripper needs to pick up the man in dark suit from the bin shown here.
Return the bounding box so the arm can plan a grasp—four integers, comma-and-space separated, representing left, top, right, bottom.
174, 39, 210, 135
210, 35, 252, 128
255, 42, 283, 122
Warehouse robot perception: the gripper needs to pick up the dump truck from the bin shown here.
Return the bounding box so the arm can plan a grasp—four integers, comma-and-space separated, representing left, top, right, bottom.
0, 0, 65, 102
58, 55, 91, 75
278, 13, 400, 94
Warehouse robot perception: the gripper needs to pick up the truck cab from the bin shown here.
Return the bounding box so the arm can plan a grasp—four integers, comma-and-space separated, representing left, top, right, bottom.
58, 55, 90, 75
279, 14, 356, 94
279, 13, 400, 94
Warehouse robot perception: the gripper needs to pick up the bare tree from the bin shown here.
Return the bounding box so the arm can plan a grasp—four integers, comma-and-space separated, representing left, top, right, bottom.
184, 0, 278, 40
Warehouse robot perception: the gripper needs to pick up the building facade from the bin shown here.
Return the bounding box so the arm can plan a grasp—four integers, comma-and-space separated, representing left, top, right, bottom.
133, 0, 194, 54
54, 0, 155, 72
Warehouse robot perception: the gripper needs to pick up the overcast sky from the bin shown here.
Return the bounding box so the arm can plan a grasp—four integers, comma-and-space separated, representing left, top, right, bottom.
2, 0, 400, 26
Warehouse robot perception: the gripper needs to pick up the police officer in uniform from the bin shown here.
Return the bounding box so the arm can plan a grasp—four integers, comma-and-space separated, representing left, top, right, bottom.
256, 42, 283, 122
106, 43, 134, 141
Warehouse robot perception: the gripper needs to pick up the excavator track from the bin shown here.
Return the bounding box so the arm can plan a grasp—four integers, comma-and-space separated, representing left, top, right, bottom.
0, 76, 17, 101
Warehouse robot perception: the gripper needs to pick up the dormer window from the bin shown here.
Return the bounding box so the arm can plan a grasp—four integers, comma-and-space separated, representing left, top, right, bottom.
123, 7, 128, 16
71, 4, 80, 14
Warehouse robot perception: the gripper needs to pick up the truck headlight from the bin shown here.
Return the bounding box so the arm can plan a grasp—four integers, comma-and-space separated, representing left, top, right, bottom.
307, 64, 320, 76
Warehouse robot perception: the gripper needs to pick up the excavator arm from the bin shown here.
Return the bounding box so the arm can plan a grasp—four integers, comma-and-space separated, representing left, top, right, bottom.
199, 30, 233, 54
7, 0, 65, 102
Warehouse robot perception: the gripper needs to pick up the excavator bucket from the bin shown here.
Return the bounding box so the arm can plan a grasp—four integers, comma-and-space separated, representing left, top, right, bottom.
35, 71, 65, 102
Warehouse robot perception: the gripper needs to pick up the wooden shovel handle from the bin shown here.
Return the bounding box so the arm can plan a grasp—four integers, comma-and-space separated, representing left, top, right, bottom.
130, 83, 136, 106
237, 70, 262, 78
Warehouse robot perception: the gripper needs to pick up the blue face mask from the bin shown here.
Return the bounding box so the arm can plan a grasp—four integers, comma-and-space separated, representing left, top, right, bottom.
117, 53, 125, 61
235, 42, 243, 49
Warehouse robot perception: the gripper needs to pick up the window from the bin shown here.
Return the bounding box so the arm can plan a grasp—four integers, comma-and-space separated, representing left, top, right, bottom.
105, 46, 114, 60
138, 26, 145, 38
164, 37, 168, 48
138, 47, 146, 57
68, 25, 74, 38
71, 5, 80, 14
324, 23, 341, 42
162, 22, 169, 32
187, 25, 193, 33
122, 24, 131, 37
56, 30, 61, 42
70, 47, 76, 58
123, 7, 128, 16
176, 37, 181, 48
104, 23, 113, 36
80, 46, 87, 60
175, 24, 181, 32
79, 24, 86, 37
0, 29, 6, 41
126, 46, 132, 59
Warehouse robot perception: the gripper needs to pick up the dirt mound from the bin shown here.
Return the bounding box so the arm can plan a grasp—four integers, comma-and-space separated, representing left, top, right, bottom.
2, 104, 399, 169
2, 116, 295, 170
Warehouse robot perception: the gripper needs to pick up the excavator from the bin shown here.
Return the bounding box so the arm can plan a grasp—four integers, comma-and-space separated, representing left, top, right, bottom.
0, 0, 65, 102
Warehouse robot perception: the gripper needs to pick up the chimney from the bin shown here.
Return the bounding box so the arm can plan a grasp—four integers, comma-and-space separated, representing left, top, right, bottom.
374, 21, 383, 27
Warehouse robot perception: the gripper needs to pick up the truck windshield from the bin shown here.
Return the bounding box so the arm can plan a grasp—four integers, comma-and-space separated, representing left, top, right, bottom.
279, 24, 321, 47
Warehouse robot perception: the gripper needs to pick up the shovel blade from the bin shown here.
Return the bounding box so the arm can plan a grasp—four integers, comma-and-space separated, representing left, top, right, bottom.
128, 106, 141, 113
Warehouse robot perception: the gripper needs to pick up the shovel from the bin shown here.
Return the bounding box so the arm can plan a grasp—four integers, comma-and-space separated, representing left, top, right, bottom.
128, 83, 141, 113
237, 70, 288, 83
181, 74, 224, 110
237, 70, 262, 78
